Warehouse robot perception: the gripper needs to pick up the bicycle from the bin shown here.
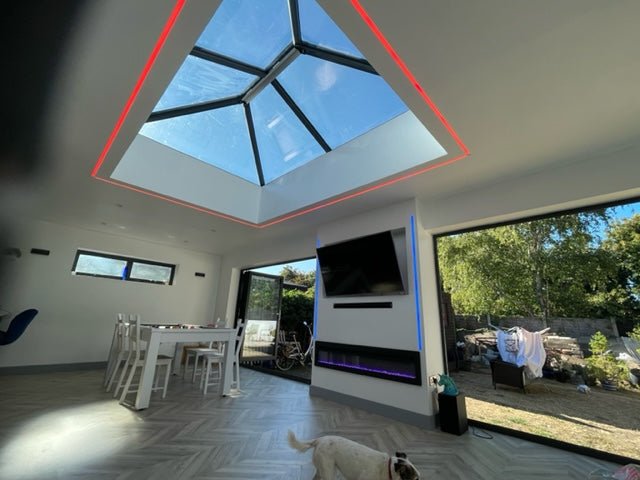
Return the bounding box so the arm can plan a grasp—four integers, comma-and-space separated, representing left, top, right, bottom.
275, 321, 314, 371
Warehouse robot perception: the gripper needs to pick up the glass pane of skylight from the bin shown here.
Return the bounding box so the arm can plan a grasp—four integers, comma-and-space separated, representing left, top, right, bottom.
153, 55, 257, 112
251, 85, 326, 183
299, 0, 364, 58
140, 105, 259, 184
278, 55, 407, 149
196, 0, 291, 69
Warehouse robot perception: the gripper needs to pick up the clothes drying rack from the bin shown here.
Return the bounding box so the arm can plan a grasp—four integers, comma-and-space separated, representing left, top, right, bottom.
487, 322, 549, 393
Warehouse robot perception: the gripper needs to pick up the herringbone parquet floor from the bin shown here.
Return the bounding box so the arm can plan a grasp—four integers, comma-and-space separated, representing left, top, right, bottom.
0, 368, 621, 479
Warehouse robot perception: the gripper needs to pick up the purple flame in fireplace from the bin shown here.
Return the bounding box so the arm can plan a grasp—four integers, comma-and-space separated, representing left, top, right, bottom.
314, 341, 422, 385
316, 359, 417, 379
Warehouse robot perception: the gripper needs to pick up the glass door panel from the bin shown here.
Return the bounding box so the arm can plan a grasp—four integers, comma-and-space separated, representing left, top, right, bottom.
236, 271, 283, 362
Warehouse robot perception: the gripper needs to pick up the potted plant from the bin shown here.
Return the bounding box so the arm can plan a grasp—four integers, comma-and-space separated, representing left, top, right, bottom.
584, 331, 629, 391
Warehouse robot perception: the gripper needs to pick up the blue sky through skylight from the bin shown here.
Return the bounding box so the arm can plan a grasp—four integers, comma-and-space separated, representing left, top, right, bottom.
278, 55, 407, 148
252, 85, 326, 183
299, 0, 363, 57
139, 0, 409, 186
196, 0, 291, 69
152, 57, 257, 111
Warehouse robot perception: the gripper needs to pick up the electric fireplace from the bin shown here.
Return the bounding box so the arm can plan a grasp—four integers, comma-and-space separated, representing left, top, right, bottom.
315, 341, 422, 385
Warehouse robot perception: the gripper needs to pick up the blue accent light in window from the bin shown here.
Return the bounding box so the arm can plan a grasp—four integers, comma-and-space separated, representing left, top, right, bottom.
72, 250, 176, 285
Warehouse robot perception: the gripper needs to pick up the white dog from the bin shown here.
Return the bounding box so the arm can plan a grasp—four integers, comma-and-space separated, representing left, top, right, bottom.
287, 430, 420, 480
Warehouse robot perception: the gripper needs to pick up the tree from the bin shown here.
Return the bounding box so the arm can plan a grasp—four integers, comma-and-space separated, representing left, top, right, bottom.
245, 275, 281, 319
600, 214, 640, 324
279, 265, 315, 288
437, 210, 614, 323
280, 287, 315, 332
629, 323, 640, 356
278, 265, 316, 338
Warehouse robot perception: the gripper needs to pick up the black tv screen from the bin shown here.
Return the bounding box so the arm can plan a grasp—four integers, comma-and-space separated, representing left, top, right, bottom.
316, 230, 406, 297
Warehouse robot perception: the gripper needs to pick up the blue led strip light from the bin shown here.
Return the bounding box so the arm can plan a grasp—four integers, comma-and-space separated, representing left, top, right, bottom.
313, 237, 320, 339
410, 215, 422, 351
316, 360, 416, 380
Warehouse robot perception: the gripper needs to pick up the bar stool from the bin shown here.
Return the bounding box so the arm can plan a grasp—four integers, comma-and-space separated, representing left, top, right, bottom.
104, 314, 128, 391
115, 315, 173, 403
200, 319, 246, 395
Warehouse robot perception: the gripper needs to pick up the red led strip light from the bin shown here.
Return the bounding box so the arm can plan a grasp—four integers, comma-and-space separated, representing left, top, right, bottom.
92, 0, 469, 228
349, 0, 468, 155
91, 0, 186, 177
94, 176, 258, 227
260, 153, 467, 228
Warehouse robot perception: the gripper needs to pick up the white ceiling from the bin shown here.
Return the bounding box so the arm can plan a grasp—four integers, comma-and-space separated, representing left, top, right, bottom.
3, 0, 640, 256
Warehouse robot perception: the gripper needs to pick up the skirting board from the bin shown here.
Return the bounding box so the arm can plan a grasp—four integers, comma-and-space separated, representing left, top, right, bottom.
310, 385, 436, 429
0, 361, 107, 375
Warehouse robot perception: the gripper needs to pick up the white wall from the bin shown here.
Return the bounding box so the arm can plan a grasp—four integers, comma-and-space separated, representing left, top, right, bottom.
420, 144, 640, 235
312, 200, 439, 417
0, 219, 221, 368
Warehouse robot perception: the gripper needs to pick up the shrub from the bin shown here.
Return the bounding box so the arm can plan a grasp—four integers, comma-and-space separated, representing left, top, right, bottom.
630, 323, 640, 355
584, 331, 629, 383
588, 331, 608, 356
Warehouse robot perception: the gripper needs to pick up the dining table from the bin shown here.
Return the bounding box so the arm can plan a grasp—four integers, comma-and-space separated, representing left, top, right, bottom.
135, 325, 236, 410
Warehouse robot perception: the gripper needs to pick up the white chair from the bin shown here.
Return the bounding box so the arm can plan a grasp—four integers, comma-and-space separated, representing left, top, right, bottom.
200, 318, 246, 395
183, 340, 222, 382
199, 346, 224, 394
104, 313, 129, 391
182, 318, 229, 381
115, 314, 173, 404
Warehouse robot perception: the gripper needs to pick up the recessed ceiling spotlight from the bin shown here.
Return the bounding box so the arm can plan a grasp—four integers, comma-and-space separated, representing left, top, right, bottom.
115, 203, 123, 208
101, 221, 108, 226
210, 228, 216, 233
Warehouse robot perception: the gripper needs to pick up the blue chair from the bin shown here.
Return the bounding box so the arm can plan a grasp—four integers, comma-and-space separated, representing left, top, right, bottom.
0, 309, 38, 345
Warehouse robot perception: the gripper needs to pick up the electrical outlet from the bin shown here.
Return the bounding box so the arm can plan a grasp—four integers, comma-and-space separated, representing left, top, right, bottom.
429, 375, 438, 386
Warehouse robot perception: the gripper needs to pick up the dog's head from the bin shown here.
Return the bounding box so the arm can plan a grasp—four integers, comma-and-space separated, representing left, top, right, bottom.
392, 452, 420, 480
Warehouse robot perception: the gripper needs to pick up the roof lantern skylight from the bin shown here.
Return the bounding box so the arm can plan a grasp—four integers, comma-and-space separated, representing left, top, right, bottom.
140, 0, 408, 186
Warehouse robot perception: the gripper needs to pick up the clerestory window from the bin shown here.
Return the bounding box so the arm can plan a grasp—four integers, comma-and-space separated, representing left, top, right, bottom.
72, 250, 176, 285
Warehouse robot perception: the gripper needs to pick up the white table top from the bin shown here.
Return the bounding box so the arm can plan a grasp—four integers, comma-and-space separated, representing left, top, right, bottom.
134, 326, 236, 409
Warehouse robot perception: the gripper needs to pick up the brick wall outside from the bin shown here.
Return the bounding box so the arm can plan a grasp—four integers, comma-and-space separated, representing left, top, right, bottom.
454, 315, 618, 342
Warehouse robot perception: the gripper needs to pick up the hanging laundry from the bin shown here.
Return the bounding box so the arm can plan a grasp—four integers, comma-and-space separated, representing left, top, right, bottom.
495, 326, 547, 379
496, 330, 519, 364
517, 329, 546, 378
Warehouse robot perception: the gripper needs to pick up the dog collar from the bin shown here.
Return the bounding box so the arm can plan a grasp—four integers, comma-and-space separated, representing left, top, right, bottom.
388, 457, 392, 480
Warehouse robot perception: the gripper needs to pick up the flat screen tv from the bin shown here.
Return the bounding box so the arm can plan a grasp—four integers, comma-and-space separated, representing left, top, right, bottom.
316, 230, 406, 297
